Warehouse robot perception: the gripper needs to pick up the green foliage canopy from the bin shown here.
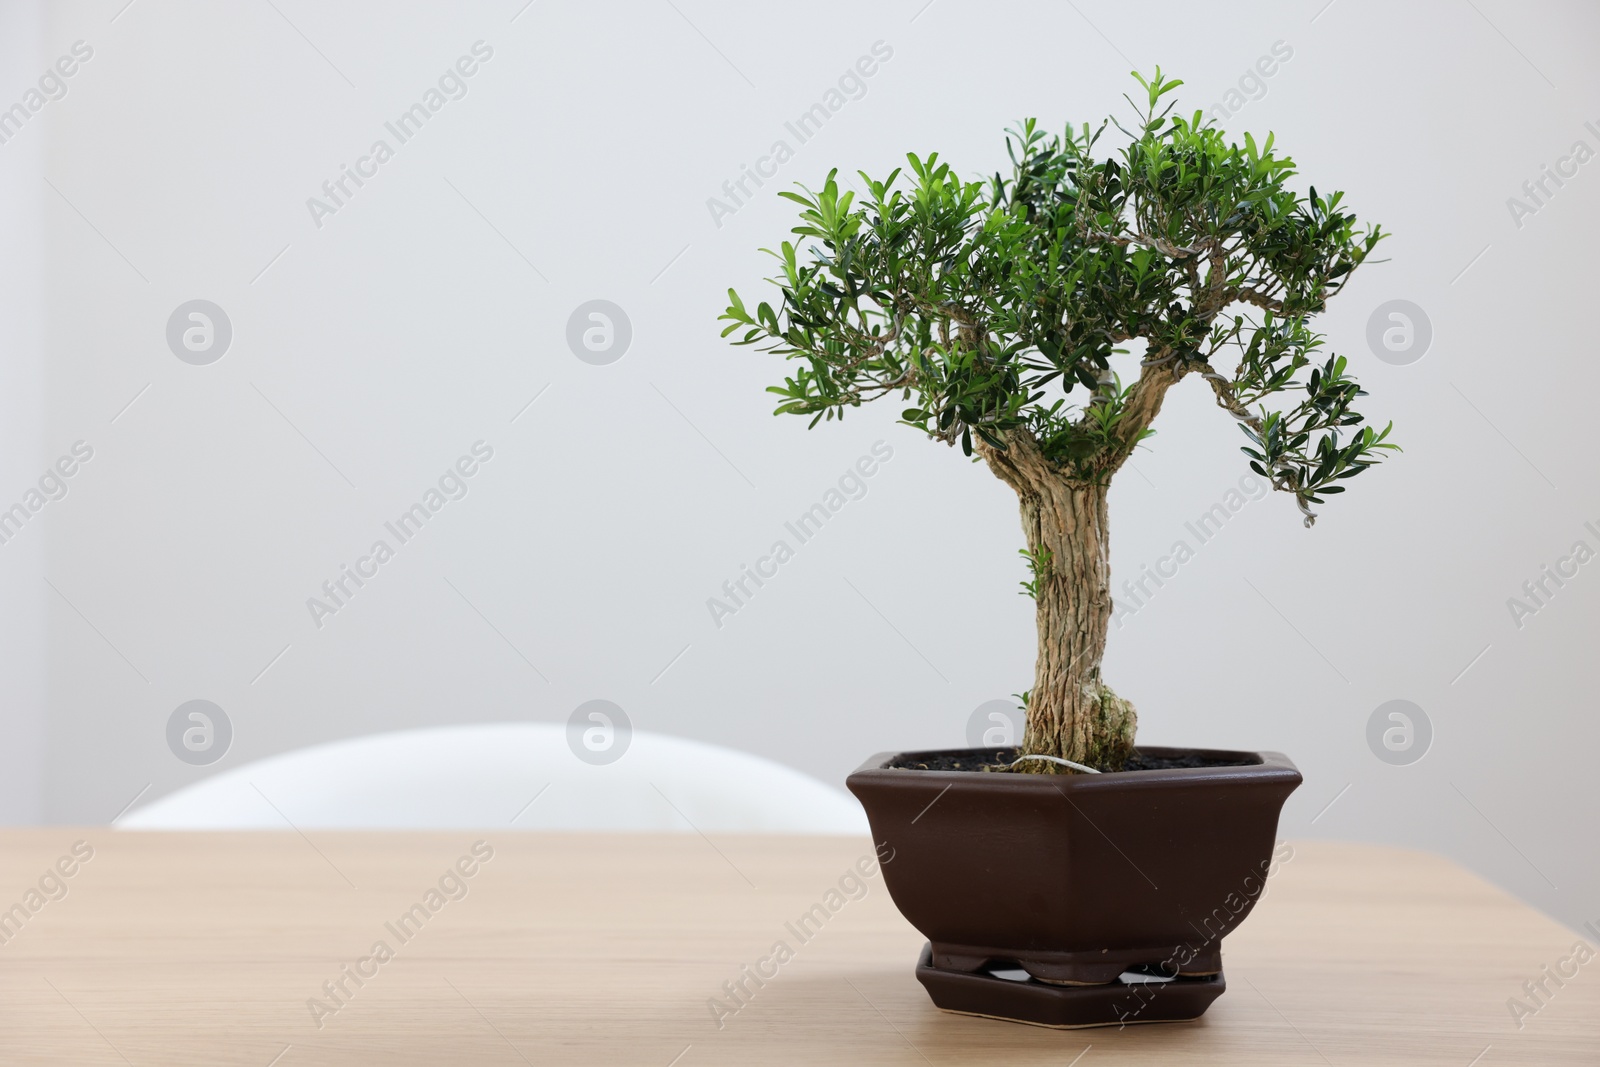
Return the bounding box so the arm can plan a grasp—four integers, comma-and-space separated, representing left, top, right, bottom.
720, 70, 1397, 523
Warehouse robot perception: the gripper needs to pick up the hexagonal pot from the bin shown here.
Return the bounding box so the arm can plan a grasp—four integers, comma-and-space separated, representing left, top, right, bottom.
846, 746, 1300, 1027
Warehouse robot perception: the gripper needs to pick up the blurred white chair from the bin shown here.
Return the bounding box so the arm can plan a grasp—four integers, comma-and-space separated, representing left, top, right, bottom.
118, 723, 868, 834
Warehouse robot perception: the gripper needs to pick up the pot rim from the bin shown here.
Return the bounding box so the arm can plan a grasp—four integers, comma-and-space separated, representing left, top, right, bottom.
848, 745, 1301, 794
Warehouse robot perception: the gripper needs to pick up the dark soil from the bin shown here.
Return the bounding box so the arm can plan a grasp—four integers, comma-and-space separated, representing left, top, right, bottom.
886, 748, 1259, 774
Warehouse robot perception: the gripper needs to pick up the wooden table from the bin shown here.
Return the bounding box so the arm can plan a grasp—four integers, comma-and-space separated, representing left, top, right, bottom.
0, 831, 1592, 1065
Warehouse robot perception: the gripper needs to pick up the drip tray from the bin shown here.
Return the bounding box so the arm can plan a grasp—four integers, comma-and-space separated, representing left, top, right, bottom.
914, 943, 1226, 1029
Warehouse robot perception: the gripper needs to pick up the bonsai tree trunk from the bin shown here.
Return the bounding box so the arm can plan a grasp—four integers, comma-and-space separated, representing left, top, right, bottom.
979, 431, 1137, 770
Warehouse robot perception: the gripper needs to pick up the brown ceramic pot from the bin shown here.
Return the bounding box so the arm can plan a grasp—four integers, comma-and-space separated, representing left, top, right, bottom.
846, 746, 1300, 1026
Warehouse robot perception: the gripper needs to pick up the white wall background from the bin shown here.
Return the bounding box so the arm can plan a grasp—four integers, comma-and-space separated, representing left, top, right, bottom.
0, 0, 47, 824
2, 0, 1597, 932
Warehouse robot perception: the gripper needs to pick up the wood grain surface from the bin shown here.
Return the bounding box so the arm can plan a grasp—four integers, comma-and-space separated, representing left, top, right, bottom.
0, 831, 1592, 1065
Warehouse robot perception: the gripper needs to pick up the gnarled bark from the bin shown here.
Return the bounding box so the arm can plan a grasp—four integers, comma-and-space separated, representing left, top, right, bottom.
978, 431, 1136, 771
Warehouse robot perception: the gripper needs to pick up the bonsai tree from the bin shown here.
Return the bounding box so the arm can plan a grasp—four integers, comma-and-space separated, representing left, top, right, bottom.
719, 70, 1396, 772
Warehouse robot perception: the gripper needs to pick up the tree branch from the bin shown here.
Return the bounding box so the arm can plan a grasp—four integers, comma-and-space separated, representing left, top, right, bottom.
1235, 287, 1285, 313
1198, 367, 1317, 527
1106, 347, 1188, 470
1080, 226, 1202, 260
